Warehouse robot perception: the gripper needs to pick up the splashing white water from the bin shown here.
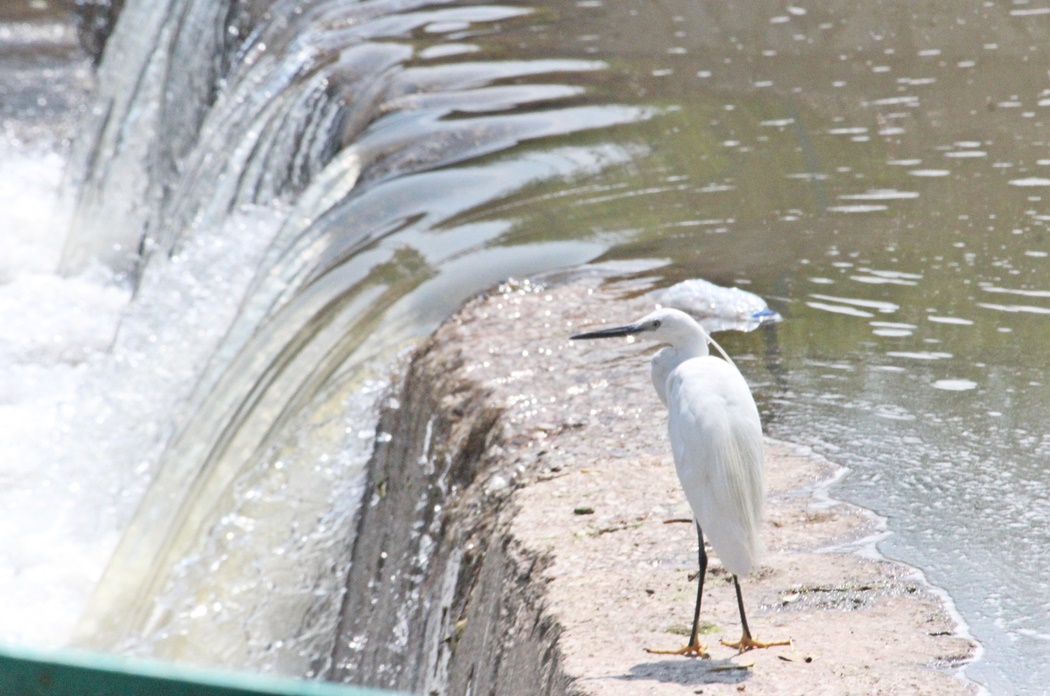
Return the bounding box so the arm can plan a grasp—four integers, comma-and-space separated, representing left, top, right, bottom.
0, 144, 124, 645
0, 142, 284, 646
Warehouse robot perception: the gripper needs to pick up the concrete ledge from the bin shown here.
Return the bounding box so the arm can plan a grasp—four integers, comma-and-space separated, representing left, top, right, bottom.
330, 279, 975, 694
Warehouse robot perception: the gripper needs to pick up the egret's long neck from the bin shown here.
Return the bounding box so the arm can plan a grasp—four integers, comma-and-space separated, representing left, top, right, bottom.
677, 329, 710, 360
650, 330, 709, 406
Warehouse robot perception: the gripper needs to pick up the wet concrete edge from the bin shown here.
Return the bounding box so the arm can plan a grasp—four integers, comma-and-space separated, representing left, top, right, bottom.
327, 278, 979, 695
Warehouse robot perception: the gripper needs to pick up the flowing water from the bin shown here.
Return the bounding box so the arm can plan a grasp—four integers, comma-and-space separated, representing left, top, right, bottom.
2, 0, 1050, 692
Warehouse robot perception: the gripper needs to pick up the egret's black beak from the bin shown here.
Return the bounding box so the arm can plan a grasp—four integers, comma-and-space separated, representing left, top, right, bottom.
570, 323, 642, 340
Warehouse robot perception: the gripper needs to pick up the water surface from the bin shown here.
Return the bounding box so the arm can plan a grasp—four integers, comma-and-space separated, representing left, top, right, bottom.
444, 3, 1050, 691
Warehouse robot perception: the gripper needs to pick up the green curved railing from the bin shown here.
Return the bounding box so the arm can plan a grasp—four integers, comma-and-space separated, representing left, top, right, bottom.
0, 645, 403, 696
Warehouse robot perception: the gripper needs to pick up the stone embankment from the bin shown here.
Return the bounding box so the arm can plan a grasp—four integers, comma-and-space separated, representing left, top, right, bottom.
329, 280, 975, 695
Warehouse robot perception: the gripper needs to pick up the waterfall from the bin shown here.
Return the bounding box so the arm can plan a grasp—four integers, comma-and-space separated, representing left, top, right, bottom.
61, 0, 649, 677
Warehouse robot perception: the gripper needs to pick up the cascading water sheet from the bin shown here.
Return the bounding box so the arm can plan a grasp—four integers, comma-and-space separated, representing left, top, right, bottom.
53, 0, 652, 676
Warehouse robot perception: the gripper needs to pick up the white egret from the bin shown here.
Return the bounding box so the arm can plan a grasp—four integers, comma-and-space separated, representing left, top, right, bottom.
571, 307, 788, 656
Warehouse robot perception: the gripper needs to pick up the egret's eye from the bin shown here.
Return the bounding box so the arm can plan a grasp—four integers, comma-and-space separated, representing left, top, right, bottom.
652, 320, 662, 329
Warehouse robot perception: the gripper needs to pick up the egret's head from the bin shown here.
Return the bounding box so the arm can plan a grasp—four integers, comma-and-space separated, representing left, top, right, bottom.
570, 307, 708, 346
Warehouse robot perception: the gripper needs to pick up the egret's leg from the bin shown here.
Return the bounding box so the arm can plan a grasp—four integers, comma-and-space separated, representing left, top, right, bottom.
645, 522, 709, 657
720, 575, 791, 652
685, 522, 708, 649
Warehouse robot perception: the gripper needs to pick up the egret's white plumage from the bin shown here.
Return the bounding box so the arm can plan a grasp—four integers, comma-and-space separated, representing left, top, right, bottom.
571, 306, 786, 655
665, 356, 764, 576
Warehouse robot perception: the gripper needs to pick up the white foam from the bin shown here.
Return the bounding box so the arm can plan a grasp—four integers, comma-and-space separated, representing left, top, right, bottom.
0, 145, 129, 645
0, 142, 284, 646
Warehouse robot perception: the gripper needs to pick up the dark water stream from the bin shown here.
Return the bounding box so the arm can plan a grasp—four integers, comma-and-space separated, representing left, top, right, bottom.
3, 0, 1050, 692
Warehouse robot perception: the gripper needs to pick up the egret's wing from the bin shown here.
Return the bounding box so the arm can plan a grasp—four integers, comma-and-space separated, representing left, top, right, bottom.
666, 356, 765, 576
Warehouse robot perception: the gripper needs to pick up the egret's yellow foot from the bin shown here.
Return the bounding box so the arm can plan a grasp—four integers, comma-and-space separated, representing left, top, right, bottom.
720, 634, 791, 653
645, 640, 709, 658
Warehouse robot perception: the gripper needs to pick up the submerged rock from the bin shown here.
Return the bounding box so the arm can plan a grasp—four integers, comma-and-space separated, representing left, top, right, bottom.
651, 277, 781, 333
